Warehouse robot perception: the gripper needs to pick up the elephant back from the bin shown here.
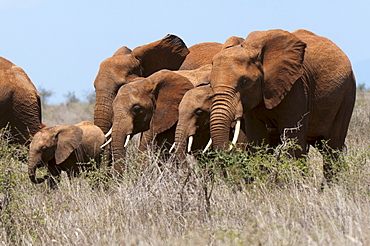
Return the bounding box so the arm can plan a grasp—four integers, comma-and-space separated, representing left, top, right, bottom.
76, 121, 105, 160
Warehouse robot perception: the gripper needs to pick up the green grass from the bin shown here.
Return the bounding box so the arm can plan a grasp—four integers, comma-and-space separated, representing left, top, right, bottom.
1, 91, 370, 245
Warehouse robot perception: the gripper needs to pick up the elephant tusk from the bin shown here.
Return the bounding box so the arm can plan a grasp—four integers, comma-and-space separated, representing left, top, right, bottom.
124, 135, 131, 148
202, 138, 212, 153
100, 137, 112, 148
169, 142, 176, 153
229, 118, 241, 150
105, 127, 112, 138
187, 136, 193, 153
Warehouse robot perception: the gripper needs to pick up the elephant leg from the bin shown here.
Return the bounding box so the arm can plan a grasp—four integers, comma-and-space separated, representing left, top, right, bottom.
313, 139, 340, 184
139, 131, 155, 153
244, 113, 270, 149
66, 164, 81, 181
47, 160, 61, 189
156, 127, 176, 150
321, 92, 355, 183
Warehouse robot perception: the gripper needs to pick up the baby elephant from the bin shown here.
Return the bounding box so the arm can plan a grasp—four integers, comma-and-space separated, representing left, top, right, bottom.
28, 121, 105, 187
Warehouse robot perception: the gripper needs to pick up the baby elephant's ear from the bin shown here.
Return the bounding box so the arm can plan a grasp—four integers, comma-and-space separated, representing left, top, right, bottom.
55, 125, 83, 165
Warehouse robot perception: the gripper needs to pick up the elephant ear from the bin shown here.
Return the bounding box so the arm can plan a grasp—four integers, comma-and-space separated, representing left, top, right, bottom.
54, 125, 83, 165
112, 46, 132, 56
222, 36, 244, 50
243, 30, 306, 109
131, 34, 190, 77
148, 70, 194, 134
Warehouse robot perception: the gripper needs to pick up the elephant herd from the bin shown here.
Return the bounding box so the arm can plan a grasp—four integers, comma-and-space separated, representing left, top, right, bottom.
0, 29, 356, 187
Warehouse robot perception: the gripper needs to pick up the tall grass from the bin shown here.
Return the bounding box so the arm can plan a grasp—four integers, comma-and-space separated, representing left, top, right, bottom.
1, 90, 370, 245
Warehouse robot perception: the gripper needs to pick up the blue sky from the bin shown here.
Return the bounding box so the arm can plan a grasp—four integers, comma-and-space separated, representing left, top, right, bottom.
1, 0, 369, 104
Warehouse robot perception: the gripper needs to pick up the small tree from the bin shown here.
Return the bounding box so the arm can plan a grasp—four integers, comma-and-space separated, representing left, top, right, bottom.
64, 91, 80, 104
85, 91, 96, 104
38, 87, 53, 106
357, 83, 367, 91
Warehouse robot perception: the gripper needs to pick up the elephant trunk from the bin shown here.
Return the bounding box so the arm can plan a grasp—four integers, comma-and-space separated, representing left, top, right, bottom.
28, 156, 46, 184
111, 133, 127, 161
174, 126, 188, 157
94, 89, 117, 134
111, 115, 130, 174
210, 86, 239, 151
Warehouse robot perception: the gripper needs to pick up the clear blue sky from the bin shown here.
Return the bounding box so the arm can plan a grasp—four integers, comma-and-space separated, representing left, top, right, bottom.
1, 0, 369, 104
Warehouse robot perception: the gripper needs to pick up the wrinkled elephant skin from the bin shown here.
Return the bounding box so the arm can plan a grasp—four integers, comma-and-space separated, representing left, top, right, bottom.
209, 29, 356, 182
0, 57, 42, 144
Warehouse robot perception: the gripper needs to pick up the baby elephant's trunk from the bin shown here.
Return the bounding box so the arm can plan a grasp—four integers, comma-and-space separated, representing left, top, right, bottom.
28, 160, 47, 184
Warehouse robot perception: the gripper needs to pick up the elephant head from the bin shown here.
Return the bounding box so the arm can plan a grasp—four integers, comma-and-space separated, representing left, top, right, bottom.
209, 30, 306, 150
28, 125, 83, 184
93, 34, 189, 134
111, 69, 194, 171
179, 42, 222, 70
173, 84, 214, 156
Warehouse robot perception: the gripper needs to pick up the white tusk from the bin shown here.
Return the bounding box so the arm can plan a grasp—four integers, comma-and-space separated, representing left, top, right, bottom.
169, 142, 176, 153
229, 119, 241, 150
187, 136, 193, 153
202, 138, 212, 153
105, 127, 112, 138
100, 137, 112, 149
124, 135, 131, 148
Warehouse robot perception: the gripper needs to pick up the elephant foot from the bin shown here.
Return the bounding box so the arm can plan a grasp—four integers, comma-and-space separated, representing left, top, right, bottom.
47, 176, 59, 189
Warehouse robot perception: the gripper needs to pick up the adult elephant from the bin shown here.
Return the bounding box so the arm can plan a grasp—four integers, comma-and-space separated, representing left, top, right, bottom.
172, 83, 248, 158
110, 64, 217, 173
28, 121, 105, 188
173, 84, 215, 155
209, 29, 356, 182
173, 37, 245, 155
93, 34, 189, 134
179, 42, 222, 70
0, 57, 42, 144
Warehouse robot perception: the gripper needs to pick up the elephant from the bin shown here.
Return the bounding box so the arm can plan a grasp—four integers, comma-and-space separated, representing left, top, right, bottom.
172, 37, 246, 155
109, 64, 220, 173
208, 29, 356, 182
172, 83, 248, 158
0, 56, 42, 144
179, 42, 222, 70
93, 34, 190, 135
172, 84, 215, 155
28, 121, 105, 188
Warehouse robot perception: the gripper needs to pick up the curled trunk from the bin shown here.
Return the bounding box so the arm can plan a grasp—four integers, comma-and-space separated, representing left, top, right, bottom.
28, 158, 46, 184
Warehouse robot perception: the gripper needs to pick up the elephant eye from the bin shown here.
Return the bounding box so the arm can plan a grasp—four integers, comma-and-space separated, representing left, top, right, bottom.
195, 109, 203, 116
132, 104, 142, 114
239, 77, 249, 87
41, 146, 47, 152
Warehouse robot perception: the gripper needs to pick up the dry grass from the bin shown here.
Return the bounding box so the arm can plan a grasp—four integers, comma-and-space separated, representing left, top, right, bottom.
42, 102, 94, 126
1, 90, 370, 245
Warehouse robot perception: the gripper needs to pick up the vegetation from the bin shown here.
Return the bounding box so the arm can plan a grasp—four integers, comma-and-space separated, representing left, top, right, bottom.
1, 91, 370, 245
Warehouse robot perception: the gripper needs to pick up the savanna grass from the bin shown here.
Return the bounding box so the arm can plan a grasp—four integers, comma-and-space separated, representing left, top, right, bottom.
1, 90, 370, 245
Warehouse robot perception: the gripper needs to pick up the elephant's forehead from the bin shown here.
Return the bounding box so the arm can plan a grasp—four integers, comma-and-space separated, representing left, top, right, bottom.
120, 83, 145, 96
213, 47, 250, 64
30, 133, 48, 149
36, 127, 57, 140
